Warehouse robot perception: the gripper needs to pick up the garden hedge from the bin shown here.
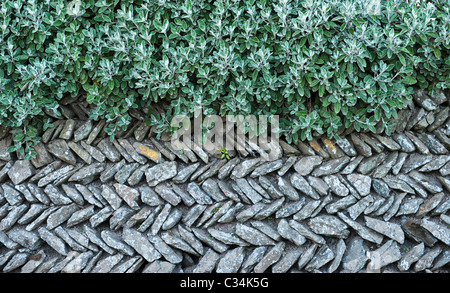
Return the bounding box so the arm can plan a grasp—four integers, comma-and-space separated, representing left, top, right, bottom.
0, 0, 449, 159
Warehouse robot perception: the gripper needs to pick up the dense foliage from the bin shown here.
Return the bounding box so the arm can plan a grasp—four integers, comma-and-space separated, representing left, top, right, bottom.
0, 0, 449, 159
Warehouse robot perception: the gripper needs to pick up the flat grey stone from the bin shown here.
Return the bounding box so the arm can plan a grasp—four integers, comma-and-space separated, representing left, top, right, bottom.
364, 216, 405, 244
216, 247, 246, 273
47, 139, 77, 165
235, 178, 263, 204
239, 247, 267, 273
393, 133, 416, 152
325, 195, 357, 214
420, 219, 450, 245
38, 226, 68, 255
3, 252, 29, 273
397, 242, 425, 271
37, 164, 74, 187
62, 251, 94, 273
290, 173, 320, 199
97, 138, 122, 162
230, 158, 261, 179
254, 241, 285, 273
277, 219, 307, 246
357, 153, 386, 175
172, 163, 200, 184
323, 175, 349, 197
311, 156, 350, 177
396, 197, 424, 216
293, 199, 321, 220
409, 170, 443, 193
416, 192, 445, 218
258, 176, 284, 199
250, 159, 283, 177
350, 133, 372, 157
8, 160, 36, 185
366, 240, 401, 272
142, 260, 176, 273
0, 204, 28, 232
235, 223, 276, 246
293, 156, 323, 176
328, 239, 346, 273
308, 215, 350, 238
44, 184, 73, 205
342, 237, 367, 273
69, 162, 105, 182
419, 155, 450, 172
162, 208, 183, 230
7, 227, 40, 249
392, 152, 409, 175
53, 226, 86, 252
186, 182, 213, 205
60, 184, 85, 205
2, 183, 24, 205
91, 254, 124, 273
305, 244, 335, 271
46, 204, 79, 230
218, 157, 240, 180
337, 212, 383, 244
347, 194, 374, 220
147, 234, 183, 264
346, 174, 372, 197
297, 243, 318, 270
271, 247, 302, 273
193, 248, 220, 273
66, 205, 95, 227
100, 184, 123, 210
145, 161, 177, 186
277, 156, 297, 176
202, 178, 226, 202
289, 219, 326, 245
191, 227, 229, 253
80, 141, 106, 163
414, 247, 442, 272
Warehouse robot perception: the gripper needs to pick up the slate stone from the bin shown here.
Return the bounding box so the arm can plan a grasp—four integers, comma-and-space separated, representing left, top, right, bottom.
38, 227, 69, 256
66, 205, 95, 227
414, 247, 442, 272
216, 247, 246, 273
254, 241, 285, 273
231, 158, 261, 179
192, 248, 220, 273
397, 242, 425, 271
337, 212, 383, 244
305, 244, 335, 271
364, 216, 405, 244
289, 220, 326, 245
235, 223, 276, 246
297, 243, 318, 270
101, 184, 123, 210
293, 156, 323, 176
420, 219, 450, 245
311, 156, 350, 176
46, 204, 79, 230
350, 133, 372, 157
402, 218, 437, 247
0, 204, 28, 232
323, 175, 349, 197
2, 183, 24, 206
367, 240, 401, 272
47, 139, 77, 165
290, 173, 320, 199
342, 237, 368, 273
277, 219, 307, 246
97, 138, 122, 162
7, 227, 40, 249
68, 141, 92, 164
307, 215, 349, 239
8, 160, 36, 185
145, 161, 177, 187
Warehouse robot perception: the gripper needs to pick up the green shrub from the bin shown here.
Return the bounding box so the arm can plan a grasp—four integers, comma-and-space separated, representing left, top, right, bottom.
0, 0, 449, 158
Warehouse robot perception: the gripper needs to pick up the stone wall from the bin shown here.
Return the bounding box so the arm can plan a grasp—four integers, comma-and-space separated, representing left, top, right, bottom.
0, 89, 449, 273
